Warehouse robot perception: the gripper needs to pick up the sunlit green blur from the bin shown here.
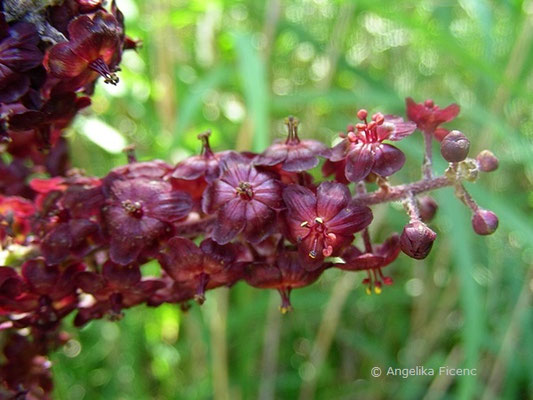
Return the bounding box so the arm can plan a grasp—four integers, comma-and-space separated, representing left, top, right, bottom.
53, 0, 533, 399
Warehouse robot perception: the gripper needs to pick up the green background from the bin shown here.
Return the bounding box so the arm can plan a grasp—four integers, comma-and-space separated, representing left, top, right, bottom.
53, 0, 533, 399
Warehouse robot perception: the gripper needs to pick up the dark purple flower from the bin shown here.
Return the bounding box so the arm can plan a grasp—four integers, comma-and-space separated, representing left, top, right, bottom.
202, 153, 282, 244
158, 236, 248, 304
40, 217, 101, 265
75, 261, 164, 325
406, 97, 460, 138
335, 234, 400, 294
0, 259, 84, 329
0, 333, 53, 399
171, 132, 230, 206
0, 159, 32, 198
254, 116, 330, 172
103, 178, 192, 265
329, 111, 416, 182
44, 11, 123, 91
0, 16, 43, 103
7, 92, 91, 148
282, 181, 373, 269
243, 251, 325, 313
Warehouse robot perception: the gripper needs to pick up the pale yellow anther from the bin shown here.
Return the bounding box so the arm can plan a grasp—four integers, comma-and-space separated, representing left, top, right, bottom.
365, 287, 372, 295
315, 217, 324, 224
374, 286, 382, 295
300, 221, 309, 227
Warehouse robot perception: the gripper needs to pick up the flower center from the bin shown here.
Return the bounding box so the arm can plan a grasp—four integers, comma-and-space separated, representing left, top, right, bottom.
121, 200, 143, 218
89, 57, 119, 85
348, 111, 386, 144
299, 217, 336, 258
235, 182, 254, 200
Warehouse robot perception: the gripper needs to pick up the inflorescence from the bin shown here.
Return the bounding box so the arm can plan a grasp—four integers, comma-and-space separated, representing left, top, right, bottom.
0, 1, 499, 398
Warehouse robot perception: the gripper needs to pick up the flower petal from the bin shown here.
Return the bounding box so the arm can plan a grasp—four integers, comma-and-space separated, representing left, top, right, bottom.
159, 237, 204, 281
372, 143, 405, 177
243, 263, 282, 289
316, 181, 350, 221
146, 191, 192, 222
436, 103, 460, 123
282, 184, 316, 223
212, 198, 247, 244
201, 180, 236, 214
329, 139, 352, 162
243, 201, 277, 243
46, 42, 88, 78
344, 143, 374, 182
326, 203, 373, 235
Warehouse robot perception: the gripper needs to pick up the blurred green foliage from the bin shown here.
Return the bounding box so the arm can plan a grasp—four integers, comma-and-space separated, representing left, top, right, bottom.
54, 0, 533, 399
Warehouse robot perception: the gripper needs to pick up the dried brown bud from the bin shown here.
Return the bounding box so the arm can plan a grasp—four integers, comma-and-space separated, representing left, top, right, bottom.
418, 196, 438, 222
441, 130, 470, 162
400, 221, 437, 260
472, 209, 498, 235
476, 150, 499, 172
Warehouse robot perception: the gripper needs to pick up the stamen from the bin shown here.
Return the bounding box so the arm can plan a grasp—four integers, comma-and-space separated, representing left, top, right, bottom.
121, 200, 143, 218
314, 217, 324, 224
235, 182, 254, 200
89, 57, 119, 85
300, 221, 309, 227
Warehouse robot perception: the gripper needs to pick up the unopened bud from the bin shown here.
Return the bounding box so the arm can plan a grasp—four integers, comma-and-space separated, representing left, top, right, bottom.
476, 150, 499, 172
418, 196, 438, 222
400, 221, 437, 260
357, 109, 368, 120
472, 209, 498, 235
441, 130, 470, 162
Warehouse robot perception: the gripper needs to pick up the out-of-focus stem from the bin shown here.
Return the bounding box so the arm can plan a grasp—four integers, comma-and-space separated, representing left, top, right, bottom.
481, 266, 533, 400
207, 288, 230, 400
422, 131, 434, 180
258, 291, 283, 400
298, 273, 356, 400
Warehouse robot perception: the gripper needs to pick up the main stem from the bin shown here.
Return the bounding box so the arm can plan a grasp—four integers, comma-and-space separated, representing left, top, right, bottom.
354, 175, 451, 206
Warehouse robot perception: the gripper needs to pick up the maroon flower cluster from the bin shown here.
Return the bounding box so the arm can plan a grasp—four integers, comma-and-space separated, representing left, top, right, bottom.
0, 0, 133, 196
0, 98, 500, 395
0, 6, 502, 397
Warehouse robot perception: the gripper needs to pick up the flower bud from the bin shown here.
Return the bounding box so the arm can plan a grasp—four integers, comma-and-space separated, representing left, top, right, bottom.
400, 221, 437, 260
418, 196, 438, 222
357, 109, 368, 120
440, 130, 470, 162
476, 150, 499, 172
472, 209, 498, 235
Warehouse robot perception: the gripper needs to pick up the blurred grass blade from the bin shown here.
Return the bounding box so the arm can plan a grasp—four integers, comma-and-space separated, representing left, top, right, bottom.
438, 190, 483, 400
75, 116, 127, 153
234, 33, 270, 152
172, 65, 230, 148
